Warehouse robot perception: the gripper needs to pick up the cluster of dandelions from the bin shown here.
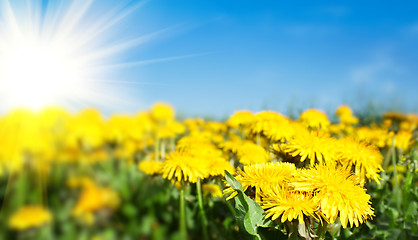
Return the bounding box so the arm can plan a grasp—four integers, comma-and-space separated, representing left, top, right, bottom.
222, 106, 416, 238
1, 102, 416, 239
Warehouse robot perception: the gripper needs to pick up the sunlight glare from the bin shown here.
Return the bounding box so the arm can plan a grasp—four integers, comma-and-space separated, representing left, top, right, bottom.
0, 38, 85, 110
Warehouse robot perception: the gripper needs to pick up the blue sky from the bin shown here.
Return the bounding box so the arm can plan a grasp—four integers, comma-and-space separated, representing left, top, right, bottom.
3, 0, 418, 117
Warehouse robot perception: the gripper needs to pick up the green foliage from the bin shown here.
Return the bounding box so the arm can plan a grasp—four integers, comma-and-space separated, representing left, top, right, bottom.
224, 171, 280, 239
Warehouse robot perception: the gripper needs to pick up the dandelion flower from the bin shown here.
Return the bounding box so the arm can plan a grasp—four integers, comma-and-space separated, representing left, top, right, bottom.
250, 111, 293, 142
291, 164, 374, 228
354, 126, 390, 148
336, 105, 359, 125
9, 205, 52, 230
72, 184, 120, 223
138, 160, 163, 175
202, 183, 223, 198
393, 130, 413, 151
224, 162, 296, 201
237, 142, 270, 165
161, 150, 208, 183
226, 110, 255, 128
283, 130, 337, 166
261, 186, 320, 224
336, 137, 383, 183
299, 109, 330, 130
150, 102, 175, 123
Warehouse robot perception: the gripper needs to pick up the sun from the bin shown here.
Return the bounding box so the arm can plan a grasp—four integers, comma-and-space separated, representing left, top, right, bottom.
0, 0, 176, 112
0, 37, 86, 110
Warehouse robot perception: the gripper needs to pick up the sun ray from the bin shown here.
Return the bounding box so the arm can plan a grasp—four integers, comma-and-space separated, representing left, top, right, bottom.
0, 0, 182, 112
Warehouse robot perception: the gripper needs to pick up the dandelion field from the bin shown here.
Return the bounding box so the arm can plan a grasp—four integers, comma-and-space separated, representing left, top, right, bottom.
0, 103, 417, 240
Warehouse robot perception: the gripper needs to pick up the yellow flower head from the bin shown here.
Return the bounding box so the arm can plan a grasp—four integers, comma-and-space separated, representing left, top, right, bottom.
261, 118, 295, 143
159, 121, 186, 139
150, 102, 175, 123
220, 135, 245, 154
291, 164, 374, 228
336, 137, 383, 183
67, 176, 95, 189
204, 121, 227, 133
250, 111, 290, 139
336, 105, 354, 117
224, 162, 296, 202
261, 186, 320, 224
354, 126, 390, 148
283, 130, 337, 166
184, 118, 204, 132
161, 150, 209, 183
138, 160, 164, 175
72, 184, 120, 223
226, 110, 255, 128
237, 142, 270, 165
383, 111, 408, 122
299, 109, 330, 130
335, 105, 358, 125
9, 205, 52, 231
68, 108, 106, 149
202, 183, 223, 198
393, 130, 413, 151
105, 114, 135, 143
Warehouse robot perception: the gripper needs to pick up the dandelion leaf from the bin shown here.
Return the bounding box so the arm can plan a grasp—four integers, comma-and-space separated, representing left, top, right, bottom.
225, 171, 275, 239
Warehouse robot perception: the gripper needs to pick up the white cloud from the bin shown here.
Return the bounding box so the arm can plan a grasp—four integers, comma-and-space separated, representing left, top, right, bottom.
350, 55, 404, 85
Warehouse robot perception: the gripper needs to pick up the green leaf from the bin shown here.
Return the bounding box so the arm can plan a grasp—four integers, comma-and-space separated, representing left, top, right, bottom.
224, 170, 276, 239
225, 170, 243, 191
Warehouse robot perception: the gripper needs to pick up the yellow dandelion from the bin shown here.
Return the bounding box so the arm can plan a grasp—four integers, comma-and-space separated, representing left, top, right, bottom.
336, 105, 359, 125
224, 162, 296, 202
161, 150, 209, 183
202, 183, 223, 198
336, 105, 354, 117
9, 205, 52, 231
67, 176, 95, 189
336, 137, 383, 183
283, 130, 337, 166
206, 156, 235, 177
383, 111, 408, 122
237, 142, 270, 165
150, 102, 175, 123
184, 118, 204, 132
72, 184, 120, 222
354, 126, 390, 148
250, 111, 292, 142
291, 164, 374, 228
393, 130, 413, 151
226, 110, 255, 128
204, 121, 227, 133
262, 118, 295, 143
261, 186, 320, 224
299, 109, 330, 130
138, 160, 163, 175
159, 121, 186, 139
220, 135, 245, 154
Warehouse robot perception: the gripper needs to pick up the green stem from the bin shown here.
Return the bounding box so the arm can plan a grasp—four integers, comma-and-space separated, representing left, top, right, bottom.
315, 221, 328, 240
179, 186, 187, 240
225, 198, 236, 216
154, 131, 160, 162
197, 178, 209, 240
256, 133, 261, 146
390, 138, 402, 210
383, 146, 392, 170
170, 137, 175, 152
161, 139, 166, 160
